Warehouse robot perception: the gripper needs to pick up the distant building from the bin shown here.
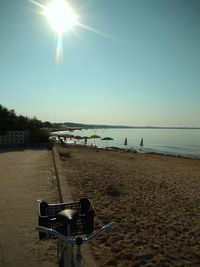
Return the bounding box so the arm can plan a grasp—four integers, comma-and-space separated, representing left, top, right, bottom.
0, 131, 30, 146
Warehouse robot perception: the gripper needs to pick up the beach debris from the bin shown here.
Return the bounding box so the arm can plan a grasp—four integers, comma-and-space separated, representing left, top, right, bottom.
124, 137, 128, 146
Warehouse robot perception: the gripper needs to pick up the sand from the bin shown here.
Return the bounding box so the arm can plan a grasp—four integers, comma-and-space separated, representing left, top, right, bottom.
57, 144, 200, 267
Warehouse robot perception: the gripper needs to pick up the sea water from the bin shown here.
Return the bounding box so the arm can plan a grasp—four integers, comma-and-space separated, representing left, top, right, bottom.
56, 128, 200, 158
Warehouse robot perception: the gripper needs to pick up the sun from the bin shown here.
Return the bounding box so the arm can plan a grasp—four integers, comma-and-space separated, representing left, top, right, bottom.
44, 0, 78, 34
29, 0, 106, 63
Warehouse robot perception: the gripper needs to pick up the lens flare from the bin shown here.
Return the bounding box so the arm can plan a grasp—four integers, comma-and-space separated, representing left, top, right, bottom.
56, 33, 63, 63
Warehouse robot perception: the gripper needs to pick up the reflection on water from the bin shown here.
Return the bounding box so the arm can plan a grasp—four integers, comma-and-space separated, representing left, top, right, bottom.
56, 128, 200, 158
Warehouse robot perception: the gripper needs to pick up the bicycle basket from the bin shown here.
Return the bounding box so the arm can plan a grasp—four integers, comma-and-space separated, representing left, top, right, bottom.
38, 197, 94, 240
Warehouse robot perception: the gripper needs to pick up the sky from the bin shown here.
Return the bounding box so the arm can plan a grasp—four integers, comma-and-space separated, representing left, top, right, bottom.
0, 0, 200, 127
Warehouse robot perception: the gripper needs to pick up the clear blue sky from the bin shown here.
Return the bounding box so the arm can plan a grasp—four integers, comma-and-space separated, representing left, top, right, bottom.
0, 0, 200, 126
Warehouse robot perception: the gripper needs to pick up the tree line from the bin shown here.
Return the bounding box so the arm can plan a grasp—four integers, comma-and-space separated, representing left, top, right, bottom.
0, 104, 50, 142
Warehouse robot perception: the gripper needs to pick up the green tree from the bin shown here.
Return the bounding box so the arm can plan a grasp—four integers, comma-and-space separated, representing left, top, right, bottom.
0, 105, 17, 133
43, 121, 52, 128
0, 105, 50, 144
16, 115, 29, 130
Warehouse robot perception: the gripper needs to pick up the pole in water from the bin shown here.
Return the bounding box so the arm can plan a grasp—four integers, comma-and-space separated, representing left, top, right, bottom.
140, 138, 144, 147
124, 137, 128, 146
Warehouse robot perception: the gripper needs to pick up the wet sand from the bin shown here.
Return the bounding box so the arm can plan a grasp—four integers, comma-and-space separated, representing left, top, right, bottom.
58, 144, 200, 267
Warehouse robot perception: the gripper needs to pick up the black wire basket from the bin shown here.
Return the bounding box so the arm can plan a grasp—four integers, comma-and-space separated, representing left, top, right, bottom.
38, 197, 94, 239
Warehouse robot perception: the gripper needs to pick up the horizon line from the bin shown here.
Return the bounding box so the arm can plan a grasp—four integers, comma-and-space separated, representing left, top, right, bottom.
49, 122, 200, 129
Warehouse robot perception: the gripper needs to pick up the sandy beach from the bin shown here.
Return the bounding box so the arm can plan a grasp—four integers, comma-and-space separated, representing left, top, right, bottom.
57, 144, 200, 267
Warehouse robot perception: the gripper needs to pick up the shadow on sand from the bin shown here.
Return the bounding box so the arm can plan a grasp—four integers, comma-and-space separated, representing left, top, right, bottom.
0, 143, 52, 154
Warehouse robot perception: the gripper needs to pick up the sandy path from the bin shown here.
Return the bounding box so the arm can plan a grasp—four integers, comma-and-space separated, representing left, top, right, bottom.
0, 149, 59, 267
59, 145, 200, 267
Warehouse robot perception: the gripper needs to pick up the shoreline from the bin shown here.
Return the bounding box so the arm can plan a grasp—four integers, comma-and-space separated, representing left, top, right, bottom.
133, 148, 200, 160
60, 142, 200, 160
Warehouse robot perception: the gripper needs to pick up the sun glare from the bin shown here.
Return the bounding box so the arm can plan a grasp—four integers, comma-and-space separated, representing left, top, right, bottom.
29, 0, 107, 63
44, 0, 78, 33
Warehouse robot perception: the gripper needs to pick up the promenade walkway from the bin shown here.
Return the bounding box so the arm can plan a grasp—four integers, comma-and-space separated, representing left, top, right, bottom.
0, 149, 59, 267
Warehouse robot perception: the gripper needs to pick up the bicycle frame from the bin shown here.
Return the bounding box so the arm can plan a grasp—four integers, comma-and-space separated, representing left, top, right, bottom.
57, 225, 82, 267
60, 242, 76, 267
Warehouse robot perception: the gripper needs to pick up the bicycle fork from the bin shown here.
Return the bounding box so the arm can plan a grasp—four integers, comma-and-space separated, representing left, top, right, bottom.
58, 241, 73, 267
58, 242, 83, 267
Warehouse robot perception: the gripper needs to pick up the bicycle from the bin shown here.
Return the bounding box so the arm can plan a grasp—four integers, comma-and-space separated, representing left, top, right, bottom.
37, 197, 115, 267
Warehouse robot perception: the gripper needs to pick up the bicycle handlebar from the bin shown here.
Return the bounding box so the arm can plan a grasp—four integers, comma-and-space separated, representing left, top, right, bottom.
37, 222, 115, 246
